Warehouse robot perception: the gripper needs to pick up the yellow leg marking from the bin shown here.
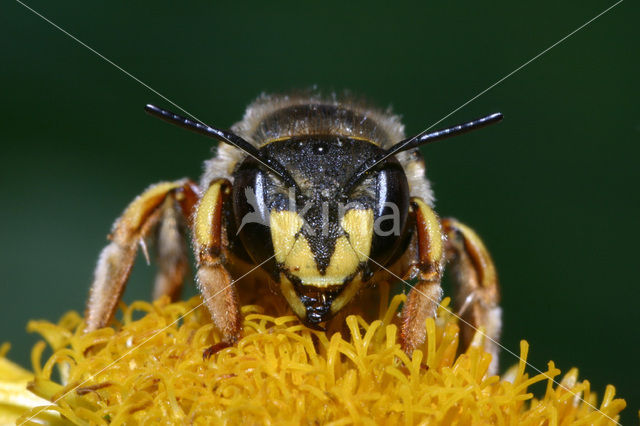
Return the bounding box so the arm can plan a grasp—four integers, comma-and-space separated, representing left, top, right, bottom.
194, 179, 230, 259
195, 182, 221, 250
411, 198, 444, 270
110, 181, 186, 242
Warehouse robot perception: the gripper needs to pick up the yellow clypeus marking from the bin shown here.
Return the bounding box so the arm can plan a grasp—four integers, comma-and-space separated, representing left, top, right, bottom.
284, 235, 360, 287
283, 236, 319, 281
194, 182, 222, 249
283, 235, 360, 287
414, 198, 443, 265
341, 209, 373, 262
272, 209, 371, 288
324, 236, 360, 282
270, 211, 304, 263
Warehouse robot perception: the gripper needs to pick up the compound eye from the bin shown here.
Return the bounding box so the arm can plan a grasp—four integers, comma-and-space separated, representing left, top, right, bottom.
232, 162, 276, 269
368, 162, 410, 268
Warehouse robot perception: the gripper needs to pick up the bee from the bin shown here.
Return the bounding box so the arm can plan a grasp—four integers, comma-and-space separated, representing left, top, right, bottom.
85, 93, 502, 369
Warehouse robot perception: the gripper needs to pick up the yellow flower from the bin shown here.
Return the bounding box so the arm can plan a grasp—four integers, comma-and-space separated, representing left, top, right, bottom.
1, 294, 626, 425
0, 343, 67, 425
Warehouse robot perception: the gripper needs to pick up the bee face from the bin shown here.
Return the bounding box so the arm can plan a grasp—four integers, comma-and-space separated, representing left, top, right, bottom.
232, 135, 410, 327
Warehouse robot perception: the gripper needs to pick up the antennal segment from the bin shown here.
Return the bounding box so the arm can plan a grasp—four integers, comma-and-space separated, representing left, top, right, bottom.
386, 112, 503, 158
343, 112, 503, 192
144, 104, 298, 188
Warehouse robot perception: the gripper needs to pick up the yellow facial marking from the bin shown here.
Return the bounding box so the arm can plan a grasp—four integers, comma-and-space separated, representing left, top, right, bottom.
195, 183, 221, 248
269, 211, 304, 263
272, 208, 373, 289
281, 235, 360, 287
323, 235, 360, 282
283, 235, 318, 279
341, 209, 374, 262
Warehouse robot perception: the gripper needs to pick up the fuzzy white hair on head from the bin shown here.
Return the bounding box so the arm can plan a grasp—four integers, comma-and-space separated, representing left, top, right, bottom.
200, 92, 434, 206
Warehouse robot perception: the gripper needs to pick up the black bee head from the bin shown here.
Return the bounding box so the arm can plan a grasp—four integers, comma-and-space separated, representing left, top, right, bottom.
232, 135, 410, 326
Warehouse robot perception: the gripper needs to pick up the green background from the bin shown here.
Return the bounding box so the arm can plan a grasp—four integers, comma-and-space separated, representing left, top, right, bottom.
2, 0, 637, 422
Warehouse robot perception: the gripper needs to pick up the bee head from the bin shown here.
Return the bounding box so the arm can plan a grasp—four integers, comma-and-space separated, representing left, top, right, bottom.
232, 136, 410, 328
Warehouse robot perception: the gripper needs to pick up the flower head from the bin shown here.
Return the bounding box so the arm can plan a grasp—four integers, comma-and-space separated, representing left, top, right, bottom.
1, 294, 626, 424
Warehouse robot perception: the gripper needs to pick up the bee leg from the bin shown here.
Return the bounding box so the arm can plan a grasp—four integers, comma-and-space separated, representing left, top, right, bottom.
85, 180, 199, 332
152, 194, 193, 302
193, 179, 241, 350
400, 198, 445, 355
442, 217, 501, 374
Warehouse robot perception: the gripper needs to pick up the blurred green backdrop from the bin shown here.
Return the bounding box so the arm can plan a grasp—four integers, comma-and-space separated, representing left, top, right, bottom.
2, 0, 637, 422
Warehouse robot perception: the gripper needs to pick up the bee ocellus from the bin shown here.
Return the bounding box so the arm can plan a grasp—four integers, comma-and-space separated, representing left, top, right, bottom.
85, 93, 503, 371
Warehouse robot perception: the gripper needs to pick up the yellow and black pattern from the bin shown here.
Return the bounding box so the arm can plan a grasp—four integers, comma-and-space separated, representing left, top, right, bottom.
85, 93, 502, 362
229, 132, 411, 327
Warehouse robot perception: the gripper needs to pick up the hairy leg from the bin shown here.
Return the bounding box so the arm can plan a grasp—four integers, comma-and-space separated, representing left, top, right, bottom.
442, 217, 501, 374
85, 179, 198, 331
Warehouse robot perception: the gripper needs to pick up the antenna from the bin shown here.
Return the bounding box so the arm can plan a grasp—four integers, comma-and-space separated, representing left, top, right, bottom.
144, 104, 298, 187
344, 112, 503, 191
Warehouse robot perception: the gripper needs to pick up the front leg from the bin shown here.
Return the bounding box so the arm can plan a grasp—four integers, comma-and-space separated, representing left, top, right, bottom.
442, 218, 501, 373
85, 179, 198, 331
193, 179, 241, 349
400, 198, 445, 355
